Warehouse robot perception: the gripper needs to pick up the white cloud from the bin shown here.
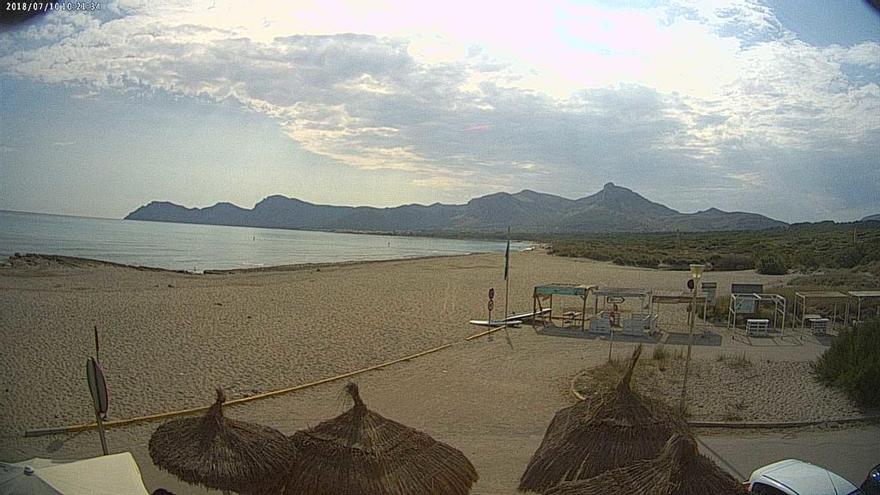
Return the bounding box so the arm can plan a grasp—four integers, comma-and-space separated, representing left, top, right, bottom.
724, 171, 764, 187
0, 0, 877, 214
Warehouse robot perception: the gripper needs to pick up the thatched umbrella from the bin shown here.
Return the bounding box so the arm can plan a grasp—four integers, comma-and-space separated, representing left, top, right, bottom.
544, 434, 744, 495
149, 388, 295, 495
280, 382, 479, 495
519, 346, 688, 493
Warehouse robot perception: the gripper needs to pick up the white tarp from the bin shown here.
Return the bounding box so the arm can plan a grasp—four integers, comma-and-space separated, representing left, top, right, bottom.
0, 452, 150, 495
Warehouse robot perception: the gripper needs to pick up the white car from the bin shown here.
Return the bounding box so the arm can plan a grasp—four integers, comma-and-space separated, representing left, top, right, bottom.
746, 459, 861, 495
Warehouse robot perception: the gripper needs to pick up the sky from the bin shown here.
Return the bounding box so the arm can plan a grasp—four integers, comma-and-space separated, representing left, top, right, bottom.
0, 1, 878, 222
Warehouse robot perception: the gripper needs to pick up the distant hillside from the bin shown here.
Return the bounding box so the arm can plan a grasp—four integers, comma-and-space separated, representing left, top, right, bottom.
862, 214, 880, 222
125, 182, 787, 234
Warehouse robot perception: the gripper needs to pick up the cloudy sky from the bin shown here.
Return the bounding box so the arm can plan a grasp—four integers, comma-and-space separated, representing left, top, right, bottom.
1, 0, 878, 222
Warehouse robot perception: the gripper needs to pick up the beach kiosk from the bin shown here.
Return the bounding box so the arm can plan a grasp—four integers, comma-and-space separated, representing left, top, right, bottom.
532, 284, 596, 332
847, 290, 880, 325
592, 288, 654, 335
651, 292, 707, 334
726, 293, 787, 337
794, 291, 848, 334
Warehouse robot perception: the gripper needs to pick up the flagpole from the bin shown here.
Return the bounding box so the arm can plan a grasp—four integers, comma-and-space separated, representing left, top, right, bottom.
504, 228, 510, 323
503, 227, 513, 348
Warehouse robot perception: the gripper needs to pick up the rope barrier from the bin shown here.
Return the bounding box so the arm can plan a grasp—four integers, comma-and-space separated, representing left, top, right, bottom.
24, 324, 509, 437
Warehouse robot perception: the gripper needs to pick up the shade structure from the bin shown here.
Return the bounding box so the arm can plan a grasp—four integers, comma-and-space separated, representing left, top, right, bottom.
281, 382, 479, 495
544, 434, 743, 495
0, 452, 149, 495
519, 346, 687, 493
148, 388, 294, 494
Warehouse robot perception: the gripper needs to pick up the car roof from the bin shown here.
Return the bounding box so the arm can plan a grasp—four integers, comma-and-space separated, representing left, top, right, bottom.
751, 459, 858, 495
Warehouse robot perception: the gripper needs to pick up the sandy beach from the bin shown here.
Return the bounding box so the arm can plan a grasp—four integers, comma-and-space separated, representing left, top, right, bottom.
1, 251, 875, 493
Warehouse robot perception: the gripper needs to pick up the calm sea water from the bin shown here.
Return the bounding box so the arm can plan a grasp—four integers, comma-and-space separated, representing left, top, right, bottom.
0, 210, 526, 271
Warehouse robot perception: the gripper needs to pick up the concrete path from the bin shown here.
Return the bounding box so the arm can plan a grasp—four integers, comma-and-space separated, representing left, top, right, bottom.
699, 425, 879, 487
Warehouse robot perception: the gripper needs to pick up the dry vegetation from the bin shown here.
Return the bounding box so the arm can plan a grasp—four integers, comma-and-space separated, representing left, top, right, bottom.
573, 348, 865, 422
546, 221, 880, 276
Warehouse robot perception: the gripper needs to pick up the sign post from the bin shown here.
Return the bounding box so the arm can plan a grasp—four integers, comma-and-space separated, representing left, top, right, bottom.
680, 265, 704, 413
86, 357, 109, 455
487, 288, 495, 341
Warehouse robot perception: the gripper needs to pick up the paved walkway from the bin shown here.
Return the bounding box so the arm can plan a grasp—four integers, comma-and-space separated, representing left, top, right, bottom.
699, 426, 879, 486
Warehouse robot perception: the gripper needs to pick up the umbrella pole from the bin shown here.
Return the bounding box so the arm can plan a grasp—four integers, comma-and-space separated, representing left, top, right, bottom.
92, 401, 109, 455
503, 268, 513, 349
679, 280, 698, 413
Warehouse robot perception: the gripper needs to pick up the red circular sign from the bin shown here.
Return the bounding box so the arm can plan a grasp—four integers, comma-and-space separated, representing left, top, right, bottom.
687, 279, 695, 290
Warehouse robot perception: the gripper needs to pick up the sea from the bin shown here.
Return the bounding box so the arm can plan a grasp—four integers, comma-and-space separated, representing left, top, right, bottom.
0, 210, 527, 271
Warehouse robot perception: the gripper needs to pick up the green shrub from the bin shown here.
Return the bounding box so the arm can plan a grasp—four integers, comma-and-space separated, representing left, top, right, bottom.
708, 254, 754, 271
756, 255, 787, 275
543, 222, 880, 274
837, 245, 867, 268
814, 318, 880, 407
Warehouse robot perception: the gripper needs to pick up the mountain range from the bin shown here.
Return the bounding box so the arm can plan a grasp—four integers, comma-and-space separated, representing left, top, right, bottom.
125, 182, 788, 234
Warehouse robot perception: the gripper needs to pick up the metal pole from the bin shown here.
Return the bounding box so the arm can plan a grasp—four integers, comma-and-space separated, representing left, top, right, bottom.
503, 228, 512, 346
607, 296, 614, 362
858, 298, 862, 324
503, 272, 513, 348
92, 403, 109, 455
781, 297, 786, 336
487, 293, 493, 342
581, 294, 587, 332
608, 325, 614, 362
679, 274, 700, 413
94, 325, 100, 363
504, 275, 510, 325
727, 295, 733, 330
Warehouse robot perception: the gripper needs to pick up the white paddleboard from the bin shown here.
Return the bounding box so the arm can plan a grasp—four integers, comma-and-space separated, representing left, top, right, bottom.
468, 308, 550, 326
468, 319, 523, 326
508, 308, 551, 320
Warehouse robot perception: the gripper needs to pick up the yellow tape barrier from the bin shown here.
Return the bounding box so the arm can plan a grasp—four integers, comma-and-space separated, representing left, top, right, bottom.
25, 324, 508, 437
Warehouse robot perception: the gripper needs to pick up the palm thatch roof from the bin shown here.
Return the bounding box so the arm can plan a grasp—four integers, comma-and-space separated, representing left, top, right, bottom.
519, 346, 688, 493
148, 388, 295, 494
544, 434, 744, 495
280, 382, 479, 495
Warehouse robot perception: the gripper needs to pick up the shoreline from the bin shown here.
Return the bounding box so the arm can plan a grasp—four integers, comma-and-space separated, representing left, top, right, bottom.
0, 251, 495, 275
